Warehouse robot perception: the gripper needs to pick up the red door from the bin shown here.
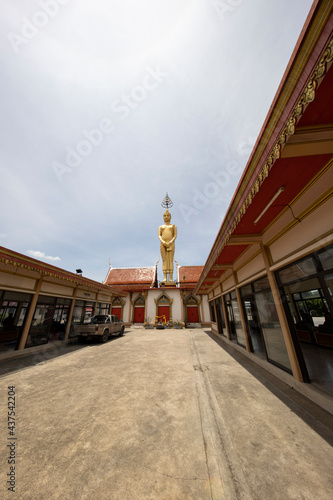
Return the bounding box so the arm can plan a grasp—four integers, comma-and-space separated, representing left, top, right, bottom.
187, 306, 199, 323
111, 307, 122, 320
134, 307, 144, 323
158, 306, 169, 323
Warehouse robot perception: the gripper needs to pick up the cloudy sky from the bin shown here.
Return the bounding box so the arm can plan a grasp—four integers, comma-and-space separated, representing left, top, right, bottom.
1, 0, 314, 283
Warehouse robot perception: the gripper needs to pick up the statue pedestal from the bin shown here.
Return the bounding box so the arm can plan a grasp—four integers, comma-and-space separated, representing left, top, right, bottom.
160, 281, 176, 287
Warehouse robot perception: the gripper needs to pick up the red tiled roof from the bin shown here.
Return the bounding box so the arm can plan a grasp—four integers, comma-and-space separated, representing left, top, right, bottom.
107, 284, 152, 292
105, 267, 155, 286
179, 266, 204, 284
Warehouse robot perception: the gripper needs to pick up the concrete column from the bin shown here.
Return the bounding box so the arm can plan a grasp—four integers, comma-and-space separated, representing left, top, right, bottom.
18, 276, 43, 350
212, 297, 219, 335
128, 293, 132, 324
180, 292, 185, 324
65, 287, 78, 340
143, 291, 148, 322
200, 297, 205, 322
261, 244, 303, 382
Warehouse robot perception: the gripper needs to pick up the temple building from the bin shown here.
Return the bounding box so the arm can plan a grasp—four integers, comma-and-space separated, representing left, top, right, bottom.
0, 1, 332, 413
0, 194, 210, 354
0, 246, 126, 352
102, 193, 210, 327
196, 2, 333, 412
104, 263, 208, 327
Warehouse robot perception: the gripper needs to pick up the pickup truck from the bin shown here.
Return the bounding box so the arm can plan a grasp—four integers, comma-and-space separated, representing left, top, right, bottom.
73, 315, 125, 343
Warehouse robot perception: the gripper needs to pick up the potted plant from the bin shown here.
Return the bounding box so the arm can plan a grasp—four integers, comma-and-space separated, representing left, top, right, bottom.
173, 320, 182, 329
144, 318, 154, 329
166, 321, 173, 329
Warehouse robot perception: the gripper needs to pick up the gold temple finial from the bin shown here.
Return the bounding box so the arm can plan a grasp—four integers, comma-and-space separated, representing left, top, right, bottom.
161, 193, 173, 210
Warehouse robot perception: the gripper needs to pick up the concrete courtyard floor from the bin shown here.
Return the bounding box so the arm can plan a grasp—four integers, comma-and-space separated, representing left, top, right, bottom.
1, 327, 333, 500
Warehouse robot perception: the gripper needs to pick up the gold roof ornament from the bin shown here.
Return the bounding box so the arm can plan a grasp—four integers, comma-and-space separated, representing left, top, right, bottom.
161, 193, 173, 210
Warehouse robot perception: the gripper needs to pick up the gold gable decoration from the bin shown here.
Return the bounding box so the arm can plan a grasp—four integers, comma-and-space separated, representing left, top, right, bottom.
154, 293, 173, 305
134, 296, 145, 306
112, 296, 125, 306
186, 295, 199, 306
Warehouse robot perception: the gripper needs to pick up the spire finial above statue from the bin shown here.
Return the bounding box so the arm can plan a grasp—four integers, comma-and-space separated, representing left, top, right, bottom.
161, 193, 173, 210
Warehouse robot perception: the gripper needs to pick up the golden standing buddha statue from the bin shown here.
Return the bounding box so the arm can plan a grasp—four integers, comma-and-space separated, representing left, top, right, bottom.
159, 194, 177, 284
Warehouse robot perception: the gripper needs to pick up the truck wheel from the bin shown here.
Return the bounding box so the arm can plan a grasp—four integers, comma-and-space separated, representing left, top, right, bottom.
118, 326, 124, 337
100, 330, 109, 343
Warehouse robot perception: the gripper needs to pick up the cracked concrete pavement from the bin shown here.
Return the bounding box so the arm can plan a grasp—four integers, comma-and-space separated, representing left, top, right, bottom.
1, 328, 333, 499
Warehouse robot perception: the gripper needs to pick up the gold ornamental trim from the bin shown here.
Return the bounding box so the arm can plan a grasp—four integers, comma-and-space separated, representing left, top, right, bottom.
0, 256, 118, 294
112, 296, 126, 306
216, 36, 333, 260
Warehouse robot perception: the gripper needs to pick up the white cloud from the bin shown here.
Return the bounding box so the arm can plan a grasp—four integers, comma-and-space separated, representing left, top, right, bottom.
0, 0, 314, 282
27, 250, 61, 262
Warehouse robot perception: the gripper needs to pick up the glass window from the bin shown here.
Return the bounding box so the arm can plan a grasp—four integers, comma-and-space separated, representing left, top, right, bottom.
72, 300, 84, 324
27, 303, 55, 347
276, 246, 333, 391
278, 257, 317, 284
214, 297, 225, 335
37, 295, 57, 305
32, 304, 54, 327
231, 297, 246, 347
56, 298, 71, 305
53, 304, 70, 328
302, 289, 321, 299
286, 278, 328, 329
0, 302, 18, 328
209, 301, 216, 323
240, 293, 266, 357
256, 290, 291, 371
84, 302, 94, 323
17, 303, 29, 327
0, 292, 32, 350
224, 294, 238, 342
3, 291, 31, 301
253, 276, 270, 292
324, 273, 333, 298
318, 245, 333, 271
97, 302, 110, 315
240, 284, 252, 296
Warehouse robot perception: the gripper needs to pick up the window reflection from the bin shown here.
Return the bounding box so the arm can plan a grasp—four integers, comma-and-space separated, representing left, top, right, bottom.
256, 289, 291, 370
231, 296, 246, 347
214, 297, 225, 335
240, 277, 291, 371
277, 244, 333, 392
